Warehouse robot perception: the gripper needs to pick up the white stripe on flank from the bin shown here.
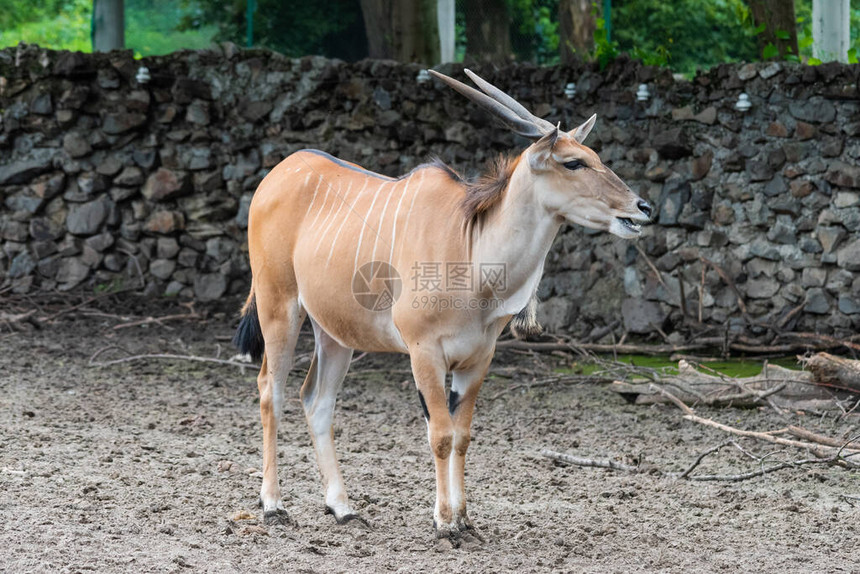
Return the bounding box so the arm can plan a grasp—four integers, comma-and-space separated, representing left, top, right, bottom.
309, 177, 333, 229
305, 174, 322, 218
397, 170, 424, 261
370, 182, 395, 268
388, 178, 409, 266
353, 183, 384, 277
327, 179, 368, 267
315, 181, 351, 255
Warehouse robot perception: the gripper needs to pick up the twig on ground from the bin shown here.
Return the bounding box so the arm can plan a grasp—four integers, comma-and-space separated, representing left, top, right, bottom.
112, 312, 200, 331
652, 384, 860, 463
676, 442, 731, 479
540, 449, 639, 472
90, 352, 260, 369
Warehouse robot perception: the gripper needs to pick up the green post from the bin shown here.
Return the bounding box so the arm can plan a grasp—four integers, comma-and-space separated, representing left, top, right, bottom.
246, 0, 255, 47
603, 0, 612, 41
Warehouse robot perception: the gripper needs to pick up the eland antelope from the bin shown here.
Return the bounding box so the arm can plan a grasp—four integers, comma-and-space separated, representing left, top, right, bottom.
234, 69, 652, 541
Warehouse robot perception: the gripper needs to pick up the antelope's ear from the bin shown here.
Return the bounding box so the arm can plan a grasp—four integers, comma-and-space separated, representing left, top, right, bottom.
570, 113, 597, 143
527, 127, 559, 170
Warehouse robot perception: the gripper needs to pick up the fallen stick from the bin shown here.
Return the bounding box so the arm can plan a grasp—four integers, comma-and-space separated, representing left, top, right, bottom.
112, 312, 200, 331
804, 352, 860, 393
540, 444, 851, 482
539, 449, 639, 472
90, 352, 260, 369
651, 385, 860, 462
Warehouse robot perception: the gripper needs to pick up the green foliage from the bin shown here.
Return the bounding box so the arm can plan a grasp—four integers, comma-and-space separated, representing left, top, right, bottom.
127, 0, 217, 56
181, 0, 365, 60
0, 0, 216, 55
509, 0, 560, 64
612, 0, 759, 74
591, 12, 619, 70
0, 0, 92, 52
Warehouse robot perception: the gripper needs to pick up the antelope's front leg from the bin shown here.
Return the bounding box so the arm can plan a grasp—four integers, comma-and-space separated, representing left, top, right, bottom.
409, 349, 457, 538
448, 362, 490, 538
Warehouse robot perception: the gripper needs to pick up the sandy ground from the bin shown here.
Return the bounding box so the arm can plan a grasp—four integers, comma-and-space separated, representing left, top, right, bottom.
1, 297, 859, 573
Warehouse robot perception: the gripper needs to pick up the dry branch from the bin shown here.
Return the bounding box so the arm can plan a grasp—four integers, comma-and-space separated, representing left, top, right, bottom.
804, 353, 860, 393
653, 384, 860, 464
609, 360, 832, 410
540, 449, 639, 472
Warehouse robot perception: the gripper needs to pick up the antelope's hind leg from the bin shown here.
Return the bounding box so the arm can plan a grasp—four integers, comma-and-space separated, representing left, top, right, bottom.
256, 298, 304, 526
301, 321, 367, 526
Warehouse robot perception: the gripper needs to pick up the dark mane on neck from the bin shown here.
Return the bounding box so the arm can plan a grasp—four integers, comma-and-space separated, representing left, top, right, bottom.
462, 155, 519, 222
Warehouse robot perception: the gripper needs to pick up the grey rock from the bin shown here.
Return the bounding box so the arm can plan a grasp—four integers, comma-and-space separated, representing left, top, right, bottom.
28, 217, 64, 241
5, 193, 43, 215
8, 251, 36, 279
102, 111, 147, 134
818, 227, 846, 253
0, 150, 54, 185
746, 160, 773, 182
804, 288, 832, 314
763, 176, 787, 197
825, 161, 860, 189
766, 218, 796, 245
114, 166, 144, 186
240, 101, 273, 123
142, 168, 191, 201
758, 62, 781, 79
165, 280, 185, 297
186, 100, 210, 125
194, 273, 227, 301
373, 86, 392, 111
835, 191, 860, 208
157, 237, 181, 259
798, 236, 822, 253
30, 92, 53, 115
746, 278, 780, 298
56, 257, 90, 289
96, 156, 124, 176
236, 193, 253, 229
66, 199, 108, 236
621, 298, 666, 334
836, 238, 860, 270
63, 132, 91, 158
149, 258, 177, 280
789, 98, 836, 123
536, 297, 573, 332
839, 295, 860, 315
85, 232, 115, 252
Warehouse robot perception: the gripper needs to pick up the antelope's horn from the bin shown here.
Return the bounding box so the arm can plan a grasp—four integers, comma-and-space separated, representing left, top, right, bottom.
463, 69, 555, 134
428, 70, 546, 141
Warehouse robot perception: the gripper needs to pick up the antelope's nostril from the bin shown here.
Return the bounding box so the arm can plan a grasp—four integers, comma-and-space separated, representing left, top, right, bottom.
638, 200, 653, 218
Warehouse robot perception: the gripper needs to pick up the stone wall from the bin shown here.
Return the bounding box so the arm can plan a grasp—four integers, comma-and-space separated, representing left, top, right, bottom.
1, 43, 859, 338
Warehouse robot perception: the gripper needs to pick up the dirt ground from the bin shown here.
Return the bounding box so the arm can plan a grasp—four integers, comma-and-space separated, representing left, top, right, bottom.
2, 296, 859, 573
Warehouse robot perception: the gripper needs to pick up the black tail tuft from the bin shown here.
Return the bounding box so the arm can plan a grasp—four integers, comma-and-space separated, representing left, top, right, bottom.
233, 296, 265, 362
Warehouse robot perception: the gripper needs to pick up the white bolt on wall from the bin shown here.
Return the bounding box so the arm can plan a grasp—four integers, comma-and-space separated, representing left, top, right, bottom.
813, 0, 850, 63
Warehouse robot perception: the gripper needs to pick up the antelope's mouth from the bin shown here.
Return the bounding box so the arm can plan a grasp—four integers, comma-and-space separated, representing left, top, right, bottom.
616, 217, 642, 234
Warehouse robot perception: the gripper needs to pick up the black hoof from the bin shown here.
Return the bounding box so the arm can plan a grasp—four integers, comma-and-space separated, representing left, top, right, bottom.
325, 506, 372, 529
263, 509, 295, 526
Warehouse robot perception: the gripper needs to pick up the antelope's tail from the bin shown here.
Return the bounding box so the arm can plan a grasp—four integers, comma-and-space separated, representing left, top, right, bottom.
233, 286, 265, 361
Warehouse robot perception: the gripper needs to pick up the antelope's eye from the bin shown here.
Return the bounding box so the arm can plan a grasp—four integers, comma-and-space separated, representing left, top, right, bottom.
564, 160, 585, 171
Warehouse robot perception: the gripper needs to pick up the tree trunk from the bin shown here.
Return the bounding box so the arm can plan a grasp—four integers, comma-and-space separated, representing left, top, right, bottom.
359, 0, 439, 64
558, 0, 595, 63
748, 0, 798, 59
464, 0, 511, 64
92, 0, 125, 52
